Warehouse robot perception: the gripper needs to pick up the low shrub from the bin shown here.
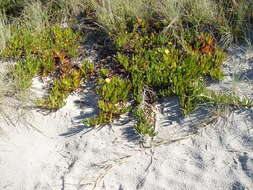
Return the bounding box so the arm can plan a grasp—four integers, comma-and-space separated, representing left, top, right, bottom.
1, 24, 84, 108
37, 64, 86, 109
84, 16, 226, 135
84, 13, 253, 136
84, 75, 132, 126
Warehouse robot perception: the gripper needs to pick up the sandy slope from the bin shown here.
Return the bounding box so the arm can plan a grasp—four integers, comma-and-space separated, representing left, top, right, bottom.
0, 46, 253, 190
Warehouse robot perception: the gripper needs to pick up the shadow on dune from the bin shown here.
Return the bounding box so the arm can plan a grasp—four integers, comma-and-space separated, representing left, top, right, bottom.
60, 82, 99, 137
157, 97, 210, 137
59, 125, 93, 137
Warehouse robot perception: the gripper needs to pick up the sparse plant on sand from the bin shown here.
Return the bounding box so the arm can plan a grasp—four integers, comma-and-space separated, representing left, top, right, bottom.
0, 0, 253, 137
2, 24, 84, 109
84, 75, 132, 126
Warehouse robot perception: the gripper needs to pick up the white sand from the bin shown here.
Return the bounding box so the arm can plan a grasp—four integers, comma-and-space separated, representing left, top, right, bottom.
0, 46, 253, 190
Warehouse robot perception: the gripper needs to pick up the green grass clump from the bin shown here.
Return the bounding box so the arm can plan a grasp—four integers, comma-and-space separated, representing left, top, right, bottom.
200, 90, 253, 109
213, 0, 253, 43
93, 0, 253, 46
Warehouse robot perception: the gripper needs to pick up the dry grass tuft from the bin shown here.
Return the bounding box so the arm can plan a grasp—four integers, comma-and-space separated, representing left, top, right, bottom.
0, 12, 11, 53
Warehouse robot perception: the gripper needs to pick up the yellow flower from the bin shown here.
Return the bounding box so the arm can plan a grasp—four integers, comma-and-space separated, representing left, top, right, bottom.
105, 78, 111, 83
164, 49, 170, 55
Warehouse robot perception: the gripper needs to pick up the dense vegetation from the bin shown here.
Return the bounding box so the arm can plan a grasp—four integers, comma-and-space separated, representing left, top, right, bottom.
0, 0, 253, 137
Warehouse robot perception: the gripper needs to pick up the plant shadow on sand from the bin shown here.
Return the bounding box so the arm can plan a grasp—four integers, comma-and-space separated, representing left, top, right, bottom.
59, 82, 98, 137
59, 90, 212, 142
58, 84, 142, 142
115, 115, 142, 143
74, 16, 116, 63
58, 80, 141, 143
244, 69, 253, 81
156, 97, 211, 138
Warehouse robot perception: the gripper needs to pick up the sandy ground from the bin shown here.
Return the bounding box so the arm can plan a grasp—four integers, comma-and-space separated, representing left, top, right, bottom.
0, 46, 253, 190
